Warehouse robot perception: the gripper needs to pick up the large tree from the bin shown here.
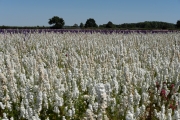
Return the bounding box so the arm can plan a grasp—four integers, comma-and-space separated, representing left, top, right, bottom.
48, 16, 65, 29
73, 23, 78, 28
106, 21, 115, 28
85, 18, 98, 28
80, 22, 84, 28
177, 20, 180, 28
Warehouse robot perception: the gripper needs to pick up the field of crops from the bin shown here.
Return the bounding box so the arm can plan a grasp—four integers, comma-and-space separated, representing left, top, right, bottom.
0, 31, 180, 120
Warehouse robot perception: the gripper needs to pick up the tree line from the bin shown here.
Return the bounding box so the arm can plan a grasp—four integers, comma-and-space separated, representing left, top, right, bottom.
48, 16, 180, 29
1, 16, 180, 29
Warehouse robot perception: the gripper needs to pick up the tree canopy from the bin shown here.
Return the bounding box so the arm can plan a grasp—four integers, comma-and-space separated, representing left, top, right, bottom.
73, 23, 78, 27
48, 16, 65, 29
85, 18, 98, 28
80, 22, 84, 28
177, 20, 180, 28
106, 21, 115, 28
114, 21, 175, 29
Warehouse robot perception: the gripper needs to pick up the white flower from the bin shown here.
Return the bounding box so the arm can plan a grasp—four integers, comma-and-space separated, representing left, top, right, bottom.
128, 93, 134, 105
135, 107, 140, 118
32, 113, 41, 120
28, 107, 33, 119
122, 85, 127, 95
125, 110, 134, 120
112, 77, 119, 94
97, 113, 103, 120
134, 89, 141, 105
154, 109, 159, 118
37, 91, 43, 104
140, 104, 145, 113
103, 115, 109, 120
167, 109, 172, 120
54, 93, 63, 107
173, 81, 180, 93
68, 109, 72, 117
93, 102, 98, 112
141, 92, 149, 104
174, 110, 180, 120
95, 83, 107, 109
0, 73, 7, 84
2, 113, 8, 120
20, 102, 26, 118
86, 108, 95, 120
62, 116, 66, 120
10, 117, 14, 120
0, 102, 5, 109
6, 101, 12, 111
53, 106, 60, 114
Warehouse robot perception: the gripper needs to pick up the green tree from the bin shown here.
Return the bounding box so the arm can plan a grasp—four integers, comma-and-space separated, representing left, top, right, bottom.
85, 18, 98, 28
48, 16, 65, 29
177, 20, 180, 28
80, 22, 84, 28
73, 23, 79, 28
106, 21, 115, 28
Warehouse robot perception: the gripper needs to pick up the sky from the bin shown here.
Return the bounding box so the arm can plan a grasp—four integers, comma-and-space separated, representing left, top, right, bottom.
0, 0, 179, 26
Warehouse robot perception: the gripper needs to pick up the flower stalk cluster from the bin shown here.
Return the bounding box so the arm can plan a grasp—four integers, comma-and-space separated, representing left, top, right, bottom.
0, 31, 179, 119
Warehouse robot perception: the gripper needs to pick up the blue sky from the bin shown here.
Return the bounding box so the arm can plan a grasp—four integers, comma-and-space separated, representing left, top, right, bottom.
0, 0, 179, 26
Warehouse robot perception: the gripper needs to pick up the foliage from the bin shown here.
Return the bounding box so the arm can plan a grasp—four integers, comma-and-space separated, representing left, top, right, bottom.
106, 21, 115, 28
114, 21, 175, 29
176, 20, 180, 28
80, 22, 84, 28
72, 24, 79, 28
84, 18, 98, 28
48, 16, 65, 29
0, 20, 179, 30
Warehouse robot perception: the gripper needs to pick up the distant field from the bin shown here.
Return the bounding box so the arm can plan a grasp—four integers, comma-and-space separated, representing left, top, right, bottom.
0, 29, 179, 34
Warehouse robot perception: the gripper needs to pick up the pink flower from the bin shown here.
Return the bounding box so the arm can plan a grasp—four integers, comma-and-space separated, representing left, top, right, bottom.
170, 84, 174, 90
160, 89, 166, 97
169, 104, 176, 110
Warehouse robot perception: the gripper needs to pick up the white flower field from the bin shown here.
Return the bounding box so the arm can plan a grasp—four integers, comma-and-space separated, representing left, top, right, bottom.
0, 31, 180, 120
